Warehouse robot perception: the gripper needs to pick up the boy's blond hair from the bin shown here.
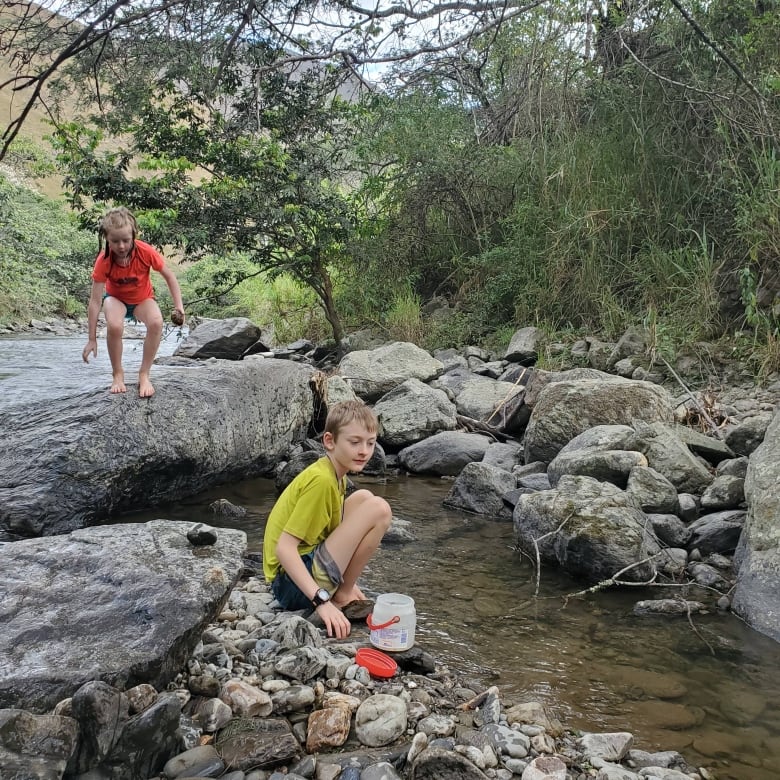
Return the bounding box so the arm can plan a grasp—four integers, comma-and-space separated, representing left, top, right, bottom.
325, 399, 378, 438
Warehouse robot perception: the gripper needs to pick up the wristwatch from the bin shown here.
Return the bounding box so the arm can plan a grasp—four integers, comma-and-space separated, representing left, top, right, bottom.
311, 588, 331, 608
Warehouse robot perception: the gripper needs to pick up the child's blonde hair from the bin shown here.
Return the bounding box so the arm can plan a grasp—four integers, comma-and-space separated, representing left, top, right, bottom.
325, 399, 378, 438
98, 207, 139, 258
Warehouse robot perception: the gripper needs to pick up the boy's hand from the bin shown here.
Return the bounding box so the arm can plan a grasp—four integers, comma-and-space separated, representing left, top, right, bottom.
317, 602, 351, 639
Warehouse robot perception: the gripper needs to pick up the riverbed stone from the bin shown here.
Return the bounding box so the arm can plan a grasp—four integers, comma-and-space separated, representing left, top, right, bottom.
99, 691, 182, 779
523, 377, 674, 464
163, 744, 224, 779
70, 681, 130, 773
482, 441, 524, 471
633, 599, 705, 616
216, 717, 301, 771
442, 462, 516, 520
504, 326, 544, 365
398, 431, 492, 476
625, 466, 679, 513
580, 732, 634, 761
481, 723, 530, 758
630, 422, 715, 494
173, 317, 266, 359
732, 409, 780, 642
513, 475, 660, 584
374, 378, 457, 447
595, 762, 640, 779
339, 341, 444, 402
0, 520, 246, 712
504, 702, 563, 737
220, 679, 273, 717
0, 358, 313, 536
0, 709, 79, 779
354, 694, 407, 747
724, 412, 772, 456
410, 745, 490, 779
453, 376, 525, 422
549, 446, 648, 488
687, 510, 746, 555
699, 475, 745, 511
522, 755, 567, 780
306, 704, 352, 752
523, 367, 611, 408
647, 514, 691, 548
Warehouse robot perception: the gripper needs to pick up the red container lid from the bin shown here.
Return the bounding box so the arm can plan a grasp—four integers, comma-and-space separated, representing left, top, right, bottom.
356, 647, 398, 678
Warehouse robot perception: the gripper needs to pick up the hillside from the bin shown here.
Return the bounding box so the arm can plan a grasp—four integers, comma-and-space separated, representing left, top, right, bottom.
0, 62, 68, 198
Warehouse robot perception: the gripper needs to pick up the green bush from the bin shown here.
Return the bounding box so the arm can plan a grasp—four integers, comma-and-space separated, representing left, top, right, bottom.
0, 173, 94, 324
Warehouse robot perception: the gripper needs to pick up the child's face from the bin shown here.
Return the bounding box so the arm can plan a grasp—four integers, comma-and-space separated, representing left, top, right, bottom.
106, 225, 134, 260
325, 421, 377, 476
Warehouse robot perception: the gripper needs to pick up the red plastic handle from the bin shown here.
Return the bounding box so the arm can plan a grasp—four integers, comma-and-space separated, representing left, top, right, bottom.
366, 613, 400, 631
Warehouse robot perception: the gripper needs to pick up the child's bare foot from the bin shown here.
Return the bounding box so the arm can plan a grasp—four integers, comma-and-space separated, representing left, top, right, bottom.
110, 372, 127, 394
138, 374, 155, 398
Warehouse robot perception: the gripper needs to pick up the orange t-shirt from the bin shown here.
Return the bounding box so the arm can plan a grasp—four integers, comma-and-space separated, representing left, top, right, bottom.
91, 240, 166, 304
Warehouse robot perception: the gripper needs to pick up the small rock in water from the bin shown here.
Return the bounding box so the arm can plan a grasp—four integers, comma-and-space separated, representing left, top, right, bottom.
210, 498, 248, 518
188, 523, 219, 546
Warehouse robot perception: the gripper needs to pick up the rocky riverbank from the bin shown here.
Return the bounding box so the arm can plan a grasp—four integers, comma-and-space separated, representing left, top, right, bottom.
2, 315, 780, 779
1, 547, 728, 780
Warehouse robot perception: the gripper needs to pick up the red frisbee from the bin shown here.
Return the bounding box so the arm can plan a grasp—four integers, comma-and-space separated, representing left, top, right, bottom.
356, 647, 398, 678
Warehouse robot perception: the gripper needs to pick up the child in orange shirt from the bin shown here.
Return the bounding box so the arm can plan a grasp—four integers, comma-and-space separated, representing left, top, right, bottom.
82, 207, 185, 397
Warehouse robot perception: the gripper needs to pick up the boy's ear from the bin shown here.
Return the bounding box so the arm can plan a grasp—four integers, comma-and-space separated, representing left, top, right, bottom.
322, 431, 335, 450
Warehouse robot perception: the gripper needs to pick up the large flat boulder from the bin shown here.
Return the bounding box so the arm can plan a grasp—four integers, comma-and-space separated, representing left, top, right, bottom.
0, 358, 313, 537
523, 377, 675, 464
0, 520, 246, 713
732, 409, 780, 641
339, 342, 444, 402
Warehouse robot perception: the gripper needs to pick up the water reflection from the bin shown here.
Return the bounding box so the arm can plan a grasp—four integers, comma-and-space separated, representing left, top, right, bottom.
125, 473, 780, 780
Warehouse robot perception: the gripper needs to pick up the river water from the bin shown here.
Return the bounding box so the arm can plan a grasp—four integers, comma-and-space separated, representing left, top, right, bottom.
2, 335, 780, 779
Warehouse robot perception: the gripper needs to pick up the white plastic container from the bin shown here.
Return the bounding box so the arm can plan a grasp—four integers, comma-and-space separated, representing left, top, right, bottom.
367, 593, 416, 651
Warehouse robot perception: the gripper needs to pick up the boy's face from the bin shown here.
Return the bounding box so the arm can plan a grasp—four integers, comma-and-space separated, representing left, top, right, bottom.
324, 420, 377, 475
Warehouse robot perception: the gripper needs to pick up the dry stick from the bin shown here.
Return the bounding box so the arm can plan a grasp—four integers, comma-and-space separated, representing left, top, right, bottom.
485, 367, 530, 426
561, 554, 665, 608
684, 598, 716, 657
531, 511, 575, 598
659, 355, 722, 437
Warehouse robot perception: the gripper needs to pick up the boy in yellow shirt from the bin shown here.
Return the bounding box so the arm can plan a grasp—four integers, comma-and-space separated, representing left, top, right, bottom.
263, 400, 392, 638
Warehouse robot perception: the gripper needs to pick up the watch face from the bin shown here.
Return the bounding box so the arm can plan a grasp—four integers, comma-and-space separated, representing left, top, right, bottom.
317, 588, 330, 602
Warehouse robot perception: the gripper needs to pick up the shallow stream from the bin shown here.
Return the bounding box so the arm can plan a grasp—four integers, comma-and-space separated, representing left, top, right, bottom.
2, 335, 780, 779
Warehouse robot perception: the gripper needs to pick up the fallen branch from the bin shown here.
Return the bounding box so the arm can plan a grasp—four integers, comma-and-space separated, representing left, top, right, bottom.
485, 368, 529, 426
531, 511, 574, 598
561, 554, 664, 607
658, 355, 722, 437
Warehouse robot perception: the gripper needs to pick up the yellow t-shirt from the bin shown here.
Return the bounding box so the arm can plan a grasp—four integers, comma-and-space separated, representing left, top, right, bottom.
263, 456, 346, 582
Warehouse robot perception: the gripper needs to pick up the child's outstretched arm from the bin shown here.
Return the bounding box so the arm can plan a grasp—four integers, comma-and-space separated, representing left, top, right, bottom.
158, 265, 185, 325
82, 281, 105, 363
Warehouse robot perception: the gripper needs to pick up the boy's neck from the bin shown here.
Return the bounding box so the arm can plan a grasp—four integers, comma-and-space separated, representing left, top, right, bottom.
325, 453, 347, 482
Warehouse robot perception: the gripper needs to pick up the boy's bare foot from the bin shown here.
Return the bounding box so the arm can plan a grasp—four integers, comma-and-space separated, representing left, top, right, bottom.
139, 374, 156, 398
110, 373, 127, 394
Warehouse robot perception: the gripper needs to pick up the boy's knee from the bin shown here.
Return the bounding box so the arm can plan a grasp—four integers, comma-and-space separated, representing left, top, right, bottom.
372, 496, 392, 530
